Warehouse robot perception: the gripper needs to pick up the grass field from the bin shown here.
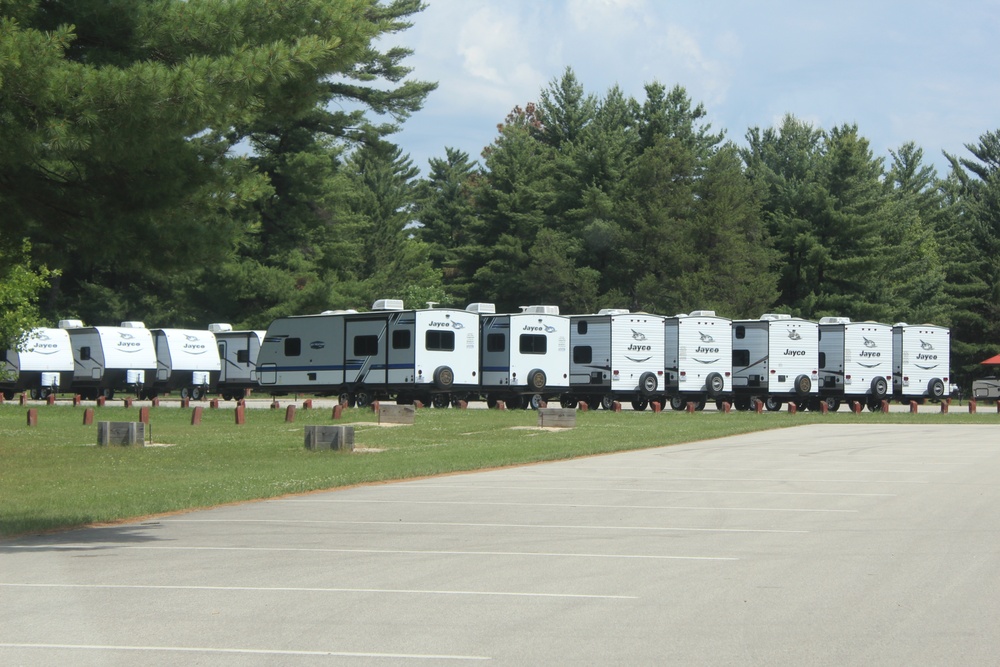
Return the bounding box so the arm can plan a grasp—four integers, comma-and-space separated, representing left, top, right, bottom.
1, 401, 995, 538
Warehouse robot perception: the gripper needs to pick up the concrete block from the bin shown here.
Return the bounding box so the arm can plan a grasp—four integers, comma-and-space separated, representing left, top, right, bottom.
378, 403, 415, 425
97, 421, 145, 446
304, 425, 355, 451
538, 408, 576, 428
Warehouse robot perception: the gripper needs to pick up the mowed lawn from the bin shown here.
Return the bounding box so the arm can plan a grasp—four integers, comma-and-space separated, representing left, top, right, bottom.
1, 401, 993, 537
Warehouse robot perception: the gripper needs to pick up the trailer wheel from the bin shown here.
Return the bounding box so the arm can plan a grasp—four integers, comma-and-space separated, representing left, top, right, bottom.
694, 399, 707, 411
870, 376, 888, 398
824, 397, 841, 412
639, 372, 658, 396
528, 394, 545, 410
2, 390, 14, 401
527, 369, 546, 392
600, 395, 614, 411
764, 397, 782, 411
928, 378, 945, 399
734, 397, 751, 412
338, 392, 356, 408
486, 395, 498, 409
100, 388, 115, 400
191, 387, 203, 401
669, 396, 686, 411
793, 374, 812, 396
354, 388, 373, 409
706, 372, 725, 397
180, 387, 190, 400
30, 388, 41, 400
431, 393, 450, 409
866, 396, 885, 412
433, 366, 454, 390
506, 394, 526, 410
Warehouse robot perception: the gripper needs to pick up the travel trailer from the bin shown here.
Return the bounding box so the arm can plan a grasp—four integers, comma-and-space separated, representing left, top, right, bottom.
0, 327, 75, 400
663, 311, 733, 410
892, 323, 950, 401
479, 304, 570, 409
60, 320, 157, 399
148, 328, 222, 400
256, 300, 481, 408
817, 318, 893, 411
566, 310, 665, 410
210, 324, 267, 401
972, 377, 1000, 401
731, 314, 819, 410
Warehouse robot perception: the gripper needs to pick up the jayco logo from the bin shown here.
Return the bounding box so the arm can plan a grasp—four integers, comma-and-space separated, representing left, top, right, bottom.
117, 332, 141, 349
784, 349, 806, 356
523, 325, 543, 332
429, 321, 451, 328
920, 340, 934, 351
699, 331, 715, 343
787, 329, 802, 341
863, 336, 877, 348
632, 330, 647, 342
182, 334, 206, 351
627, 343, 652, 352
696, 345, 720, 354
916, 353, 938, 361
859, 350, 881, 358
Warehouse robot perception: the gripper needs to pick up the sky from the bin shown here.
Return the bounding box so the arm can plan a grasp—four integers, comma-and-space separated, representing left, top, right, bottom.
385, 0, 1000, 177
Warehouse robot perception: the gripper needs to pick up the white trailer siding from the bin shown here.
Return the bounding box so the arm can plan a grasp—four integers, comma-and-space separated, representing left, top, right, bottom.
610, 313, 664, 394
216, 330, 266, 398
668, 314, 732, 397
65, 325, 157, 395
732, 317, 818, 398
412, 309, 480, 390
893, 324, 950, 399
0, 328, 75, 396
508, 313, 569, 392
152, 329, 221, 391
257, 314, 347, 391
569, 315, 612, 389
819, 320, 892, 398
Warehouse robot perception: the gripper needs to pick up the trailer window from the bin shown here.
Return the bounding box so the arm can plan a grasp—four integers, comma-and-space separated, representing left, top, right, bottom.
80, 346, 91, 361
354, 335, 379, 356
425, 330, 455, 351
818, 352, 826, 369
573, 346, 592, 364
486, 333, 505, 353
577, 321, 588, 335
0, 349, 6, 362
218, 343, 225, 358
520, 334, 547, 355
733, 349, 750, 367
284, 338, 301, 357
734, 325, 746, 339
237, 349, 250, 364
392, 330, 412, 350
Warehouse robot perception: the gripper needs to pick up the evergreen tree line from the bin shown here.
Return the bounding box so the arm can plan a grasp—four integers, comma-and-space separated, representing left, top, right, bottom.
1, 3, 998, 387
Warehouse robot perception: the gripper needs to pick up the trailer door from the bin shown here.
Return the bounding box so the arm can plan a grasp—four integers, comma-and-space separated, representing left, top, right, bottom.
345, 317, 388, 386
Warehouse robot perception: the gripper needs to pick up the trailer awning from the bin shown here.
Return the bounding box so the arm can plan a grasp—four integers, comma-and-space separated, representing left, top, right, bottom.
980, 354, 1000, 365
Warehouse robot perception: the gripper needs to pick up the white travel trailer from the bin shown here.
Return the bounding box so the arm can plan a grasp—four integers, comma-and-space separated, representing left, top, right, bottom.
663, 311, 733, 410
892, 323, 950, 401
0, 327, 75, 400
972, 377, 1000, 401
148, 328, 222, 400
566, 310, 665, 410
256, 300, 481, 408
817, 317, 893, 411
210, 324, 267, 401
479, 304, 570, 409
61, 320, 157, 399
731, 314, 819, 411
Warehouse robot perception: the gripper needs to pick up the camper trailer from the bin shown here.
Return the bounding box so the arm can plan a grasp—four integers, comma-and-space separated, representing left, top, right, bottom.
817, 318, 892, 411
972, 377, 1000, 401
61, 320, 157, 399
566, 310, 665, 410
731, 314, 819, 411
0, 327, 75, 400
148, 328, 221, 400
663, 311, 733, 410
210, 324, 267, 400
892, 323, 950, 401
256, 300, 481, 407
479, 304, 570, 409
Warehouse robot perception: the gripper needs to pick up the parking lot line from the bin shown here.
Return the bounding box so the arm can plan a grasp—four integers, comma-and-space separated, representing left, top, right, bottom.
286, 498, 859, 513
390, 483, 896, 497
0, 643, 490, 661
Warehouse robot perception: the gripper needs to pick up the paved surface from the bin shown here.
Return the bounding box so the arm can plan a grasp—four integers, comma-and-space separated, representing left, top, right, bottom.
2, 424, 999, 665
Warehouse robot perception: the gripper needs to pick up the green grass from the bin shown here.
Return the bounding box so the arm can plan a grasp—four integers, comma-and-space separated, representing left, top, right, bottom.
1, 402, 996, 538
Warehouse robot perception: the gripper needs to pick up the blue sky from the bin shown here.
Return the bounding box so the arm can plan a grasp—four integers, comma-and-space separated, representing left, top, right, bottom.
387, 0, 1000, 177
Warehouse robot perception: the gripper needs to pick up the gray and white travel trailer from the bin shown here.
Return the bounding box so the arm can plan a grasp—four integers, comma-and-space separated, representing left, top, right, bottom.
892, 323, 950, 401
209, 324, 267, 401
972, 377, 1000, 401
256, 300, 481, 407
0, 327, 75, 400
60, 320, 157, 399
817, 317, 893, 411
479, 304, 570, 409
731, 314, 819, 411
147, 328, 222, 400
663, 311, 733, 410
566, 310, 665, 410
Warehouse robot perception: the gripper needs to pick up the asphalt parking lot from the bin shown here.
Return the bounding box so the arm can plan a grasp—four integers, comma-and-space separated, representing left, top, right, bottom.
3, 423, 999, 665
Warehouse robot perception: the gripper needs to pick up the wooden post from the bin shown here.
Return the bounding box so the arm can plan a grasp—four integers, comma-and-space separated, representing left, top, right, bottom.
413, 400, 424, 410
302, 399, 313, 410
722, 401, 732, 414
19, 393, 27, 406
969, 400, 977, 414
124, 397, 133, 408
651, 401, 662, 413
371, 400, 380, 413
909, 401, 919, 413
235, 405, 246, 425
852, 401, 862, 415
686, 401, 696, 414
191, 406, 203, 425
26, 408, 38, 426
457, 400, 468, 409
940, 399, 949, 414
285, 405, 296, 423
139, 406, 150, 424
496, 400, 506, 410
152, 397, 160, 407
754, 399, 763, 414
96, 396, 106, 407
820, 401, 828, 415
46, 394, 56, 406
332, 404, 343, 420
613, 401, 622, 413
578, 401, 588, 412
270, 399, 279, 410
73, 395, 82, 406
787, 402, 797, 414
83, 408, 94, 425
881, 400, 890, 412
210, 398, 219, 409
181, 397, 190, 408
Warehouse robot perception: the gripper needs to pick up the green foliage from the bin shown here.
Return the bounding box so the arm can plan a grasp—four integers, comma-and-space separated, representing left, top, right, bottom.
0, 239, 55, 352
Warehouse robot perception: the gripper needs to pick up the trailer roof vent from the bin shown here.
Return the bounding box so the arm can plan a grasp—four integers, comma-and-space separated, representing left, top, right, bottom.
372, 299, 405, 311
466, 302, 496, 314
819, 316, 851, 324
522, 305, 560, 315
208, 323, 233, 333
598, 308, 630, 315
674, 313, 689, 318
121, 321, 146, 328
760, 313, 792, 321
894, 322, 909, 327
688, 310, 717, 317
320, 309, 358, 315
59, 319, 84, 329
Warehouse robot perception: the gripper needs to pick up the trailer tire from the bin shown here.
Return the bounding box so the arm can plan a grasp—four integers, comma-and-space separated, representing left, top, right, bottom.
764, 397, 782, 411
191, 387, 203, 401
824, 397, 841, 412
637, 372, 658, 396
928, 378, 945, 399
600, 395, 614, 411
527, 369, 546, 392
433, 366, 454, 390
669, 396, 686, 411
706, 372, 725, 397
866, 396, 885, 412
793, 374, 812, 396
870, 376, 888, 398
30, 388, 41, 400
506, 394, 526, 410
529, 394, 544, 410
432, 393, 450, 409
354, 388, 373, 409
338, 392, 356, 408
631, 399, 648, 411
559, 396, 578, 409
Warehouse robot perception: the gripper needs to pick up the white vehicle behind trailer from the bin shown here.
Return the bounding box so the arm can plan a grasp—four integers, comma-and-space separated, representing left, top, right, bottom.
567, 309, 665, 410
61, 320, 157, 399
210, 324, 267, 401
892, 323, 950, 401
479, 305, 570, 409
1, 327, 75, 400
817, 317, 892, 411
663, 311, 733, 411
148, 328, 221, 400
731, 314, 819, 411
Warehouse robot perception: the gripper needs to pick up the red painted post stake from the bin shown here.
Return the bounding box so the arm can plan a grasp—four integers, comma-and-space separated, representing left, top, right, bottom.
73, 394, 82, 406
285, 405, 296, 423
909, 401, 919, 414
46, 394, 56, 406
881, 400, 890, 412
539, 400, 548, 409
235, 405, 246, 425
19, 393, 27, 406
458, 400, 468, 409
26, 409, 38, 426
686, 401, 696, 414
969, 400, 977, 414
0, 392, 4, 404
332, 404, 343, 420
852, 401, 862, 415
613, 401, 622, 413
940, 399, 949, 414
578, 401, 589, 412
787, 402, 797, 414
820, 401, 829, 415
371, 400, 380, 412
497, 400, 506, 410
210, 398, 219, 409
96, 396, 106, 407
152, 397, 160, 407
124, 397, 133, 408
181, 397, 190, 409
722, 401, 732, 414
191, 406, 203, 425
413, 400, 423, 410
302, 399, 313, 410
270, 400, 279, 410
83, 408, 94, 425
651, 401, 662, 413
139, 406, 150, 424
